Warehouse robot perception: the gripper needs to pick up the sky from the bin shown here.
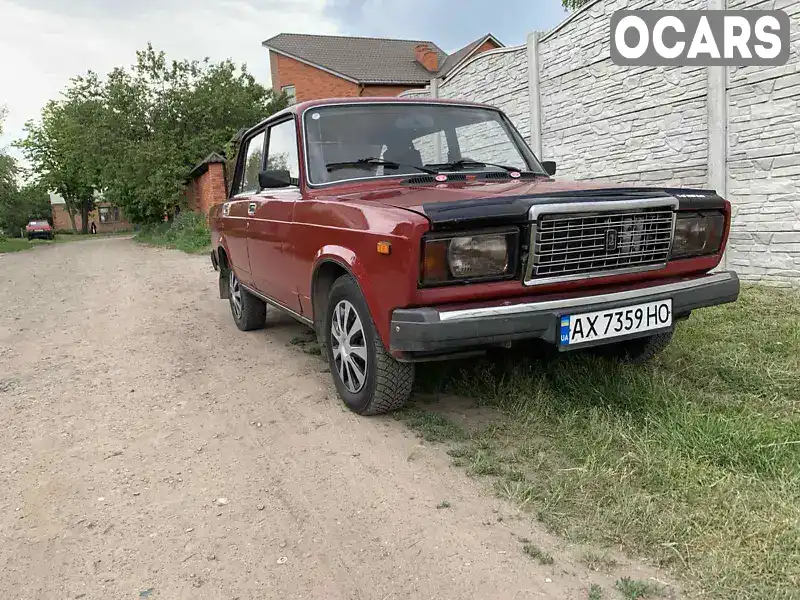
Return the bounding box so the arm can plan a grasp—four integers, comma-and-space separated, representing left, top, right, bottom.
0, 0, 568, 162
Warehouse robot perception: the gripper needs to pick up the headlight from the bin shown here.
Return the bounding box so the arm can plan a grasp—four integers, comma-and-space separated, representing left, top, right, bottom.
671, 211, 725, 259
421, 230, 517, 285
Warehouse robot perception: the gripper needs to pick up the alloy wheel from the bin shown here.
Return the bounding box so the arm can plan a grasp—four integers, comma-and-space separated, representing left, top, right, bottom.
330, 300, 368, 394
229, 271, 243, 320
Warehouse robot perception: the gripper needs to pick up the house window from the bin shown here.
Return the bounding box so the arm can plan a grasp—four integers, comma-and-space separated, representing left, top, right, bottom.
98, 206, 120, 224
282, 85, 296, 105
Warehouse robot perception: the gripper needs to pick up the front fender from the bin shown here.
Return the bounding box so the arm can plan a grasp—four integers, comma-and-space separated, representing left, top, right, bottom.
311, 245, 386, 342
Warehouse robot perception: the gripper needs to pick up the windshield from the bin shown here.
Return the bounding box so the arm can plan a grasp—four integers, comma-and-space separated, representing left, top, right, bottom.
303, 103, 544, 184
29, 221, 49, 226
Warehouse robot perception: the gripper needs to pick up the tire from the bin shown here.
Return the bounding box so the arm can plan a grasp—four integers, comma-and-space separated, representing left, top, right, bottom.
325, 275, 414, 415
602, 329, 674, 364
227, 269, 266, 331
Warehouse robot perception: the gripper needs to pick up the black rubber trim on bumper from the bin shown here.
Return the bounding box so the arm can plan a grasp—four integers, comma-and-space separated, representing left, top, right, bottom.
390, 271, 740, 355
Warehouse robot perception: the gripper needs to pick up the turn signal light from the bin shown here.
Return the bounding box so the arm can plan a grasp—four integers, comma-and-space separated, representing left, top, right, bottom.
377, 241, 392, 255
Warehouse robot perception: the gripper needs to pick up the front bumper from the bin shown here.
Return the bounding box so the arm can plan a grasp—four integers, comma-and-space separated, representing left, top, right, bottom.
27, 230, 52, 239
390, 271, 740, 356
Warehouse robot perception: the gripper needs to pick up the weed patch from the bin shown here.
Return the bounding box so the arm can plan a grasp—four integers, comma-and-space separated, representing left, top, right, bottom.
406, 287, 799, 600
135, 212, 210, 254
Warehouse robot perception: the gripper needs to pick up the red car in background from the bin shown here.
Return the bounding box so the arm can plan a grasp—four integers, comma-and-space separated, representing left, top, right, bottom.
26, 220, 54, 240
209, 98, 739, 416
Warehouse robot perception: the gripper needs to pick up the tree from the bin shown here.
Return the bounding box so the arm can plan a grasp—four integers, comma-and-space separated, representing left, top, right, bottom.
89, 45, 287, 223
561, 0, 592, 9
19, 45, 287, 227
0, 182, 51, 236
0, 109, 53, 235
18, 96, 99, 233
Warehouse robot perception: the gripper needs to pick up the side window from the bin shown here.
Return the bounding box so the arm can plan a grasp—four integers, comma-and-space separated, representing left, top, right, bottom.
266, 119, 300, 183
237, 130, 265, 195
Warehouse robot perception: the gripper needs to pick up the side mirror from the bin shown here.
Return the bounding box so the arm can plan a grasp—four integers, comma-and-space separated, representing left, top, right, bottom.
258, 169, 292, 189
542, 161, 557, 176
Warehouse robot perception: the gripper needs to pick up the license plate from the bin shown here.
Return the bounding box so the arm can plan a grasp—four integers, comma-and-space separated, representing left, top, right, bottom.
559, 299, 672, 346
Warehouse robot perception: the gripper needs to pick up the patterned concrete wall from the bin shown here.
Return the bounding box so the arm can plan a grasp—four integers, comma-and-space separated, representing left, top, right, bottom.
438, 46, 530, 141
425, 0, 799, 286
725, 0, 800, 285
538, 0, 708, 188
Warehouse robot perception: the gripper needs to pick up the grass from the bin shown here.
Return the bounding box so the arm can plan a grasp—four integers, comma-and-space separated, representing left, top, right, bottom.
588, 583, 604, 600
615, 577, 666, 599
0, 232, 127, 253
394, 408, 465, 443
582, 550, 619, 572
401, 286, 799, 600
134, 211, 211, 254
436, 500, 451, 509
522, 542, 554, 565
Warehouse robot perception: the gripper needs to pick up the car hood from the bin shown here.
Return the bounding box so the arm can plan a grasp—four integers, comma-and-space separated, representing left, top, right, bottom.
26, 224, 52, 230
334, 178, 719, 229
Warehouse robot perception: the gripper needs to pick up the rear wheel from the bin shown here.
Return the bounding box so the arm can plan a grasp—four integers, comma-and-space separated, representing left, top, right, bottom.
228, 270, 266, 331
325, 275, 413, 415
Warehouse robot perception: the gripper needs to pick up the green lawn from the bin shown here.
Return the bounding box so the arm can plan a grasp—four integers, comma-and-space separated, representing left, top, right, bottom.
403, 286, 799, 600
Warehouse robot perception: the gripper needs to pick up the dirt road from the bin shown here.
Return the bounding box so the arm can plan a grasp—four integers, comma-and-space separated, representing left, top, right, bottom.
0, 239, 662, 599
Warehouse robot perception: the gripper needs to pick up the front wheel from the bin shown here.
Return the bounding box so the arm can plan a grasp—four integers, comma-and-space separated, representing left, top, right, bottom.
325, 275, 414, 415
601, 329, 674, 364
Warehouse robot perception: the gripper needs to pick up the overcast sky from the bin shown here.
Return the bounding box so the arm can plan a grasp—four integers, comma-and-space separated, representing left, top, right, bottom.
0, 0, 567, 161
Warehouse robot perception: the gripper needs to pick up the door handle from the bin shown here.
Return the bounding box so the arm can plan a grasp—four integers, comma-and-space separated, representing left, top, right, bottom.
248, 202, 257, 216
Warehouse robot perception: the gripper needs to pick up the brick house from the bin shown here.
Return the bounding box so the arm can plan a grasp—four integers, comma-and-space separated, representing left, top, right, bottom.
263, 33, 503, 104
50, 193, 131, 233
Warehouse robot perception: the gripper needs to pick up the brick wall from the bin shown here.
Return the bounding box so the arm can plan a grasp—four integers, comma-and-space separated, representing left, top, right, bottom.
271, 53, 360, 102
186, 163, 227, 215
475, 39, 501, 54
271, 53, 424, 102
51, 203, 131, 233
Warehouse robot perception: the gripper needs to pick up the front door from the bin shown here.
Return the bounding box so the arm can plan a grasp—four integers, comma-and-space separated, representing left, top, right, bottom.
247, 118, 302, 313
226, 127, 267, 286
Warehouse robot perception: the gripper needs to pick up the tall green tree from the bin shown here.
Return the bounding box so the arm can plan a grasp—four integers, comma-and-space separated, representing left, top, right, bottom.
18, 96, 99, 233
19, 45, 287, 226
0, 107, 53, 235
89, 45, 286, 223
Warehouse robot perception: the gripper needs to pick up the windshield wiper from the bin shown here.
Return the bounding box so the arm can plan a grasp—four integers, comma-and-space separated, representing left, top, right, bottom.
425, 159, 533, 173
325, 157, 437, 175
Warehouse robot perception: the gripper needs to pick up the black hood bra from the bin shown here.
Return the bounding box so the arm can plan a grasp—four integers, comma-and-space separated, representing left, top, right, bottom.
420, 188, 725, 230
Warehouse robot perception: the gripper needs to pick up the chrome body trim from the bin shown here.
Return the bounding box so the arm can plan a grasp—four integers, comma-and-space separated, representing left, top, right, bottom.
438, 271, 735, 322
240, 283, 313, 327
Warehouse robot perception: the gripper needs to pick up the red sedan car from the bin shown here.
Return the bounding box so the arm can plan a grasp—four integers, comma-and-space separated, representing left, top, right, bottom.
210, 98, 739, 415
25, 220, 54, 240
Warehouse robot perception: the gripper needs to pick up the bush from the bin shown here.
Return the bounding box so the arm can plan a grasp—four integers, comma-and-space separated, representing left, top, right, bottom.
135, 211, 210, 254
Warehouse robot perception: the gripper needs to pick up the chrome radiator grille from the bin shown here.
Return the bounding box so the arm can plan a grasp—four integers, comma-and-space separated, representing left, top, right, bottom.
525, 204, 675, 284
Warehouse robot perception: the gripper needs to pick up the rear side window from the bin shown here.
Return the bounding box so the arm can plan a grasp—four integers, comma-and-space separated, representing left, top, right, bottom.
236, 130, 266, 195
